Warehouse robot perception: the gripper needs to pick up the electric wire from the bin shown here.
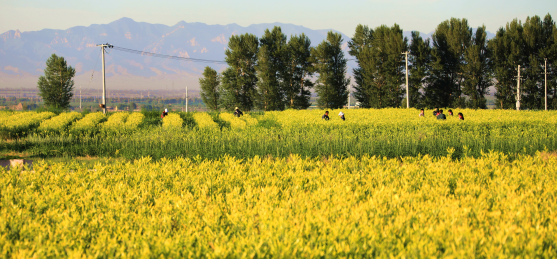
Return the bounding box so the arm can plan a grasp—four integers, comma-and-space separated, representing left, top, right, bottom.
111, 46, 228, 64
87, 48, 102, 102
87, 48, 102, 88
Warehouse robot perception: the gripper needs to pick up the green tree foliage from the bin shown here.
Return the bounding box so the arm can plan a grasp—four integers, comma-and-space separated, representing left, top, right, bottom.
256, 27, 287, 111
221, 33, 259, 111
284, 34, 314, 109
488, 19, 523, 109
408, 31, 431, 108
199, 66, 221, 111
427, 18, 472, 108
348, 25, 374, 108
37, 54, 76, 109
312, 31, 350, 109
349, 24, 408, 108
543, 15, 557, 109
488, 14, 557, 110
462, 26, 492, 109
521, 15, 556, 109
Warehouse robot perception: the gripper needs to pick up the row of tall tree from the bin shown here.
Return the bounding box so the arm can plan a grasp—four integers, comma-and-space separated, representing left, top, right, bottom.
351, 14, 557, 110
200, 14, 557, 111
200, 27, 349, 111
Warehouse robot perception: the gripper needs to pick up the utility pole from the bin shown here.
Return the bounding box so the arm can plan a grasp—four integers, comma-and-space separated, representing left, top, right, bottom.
96, 43, 113, 114
545, 58, 547, 111
348, 85, 351, 109
80, 85, 82, 110
185, 86, 189, 113
402, 51, 409, 108
516, 65, 521, 111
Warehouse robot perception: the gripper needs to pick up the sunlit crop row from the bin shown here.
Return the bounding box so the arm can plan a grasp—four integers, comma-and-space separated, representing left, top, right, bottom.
101, 112, 129, 134
0, 112, 55, 137
219, 112, 247, 129
123, 113, 145, 131
69, 112, 106, 135
37, 112, 83, 135
192, 113, 218, 129
0, 111, 16, 126
267, 108, 557, 128
241, 114, 258, 126
162, 113, 183, 128
1, 151, 556, 258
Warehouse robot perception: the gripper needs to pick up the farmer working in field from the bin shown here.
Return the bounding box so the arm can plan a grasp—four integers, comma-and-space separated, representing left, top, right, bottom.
234, 107, 243, 117
436, 109, 447, 120
433, 107, 439, 116
161, 108, 168, 118
338, 111, 346, 121
322, 111, 330, 120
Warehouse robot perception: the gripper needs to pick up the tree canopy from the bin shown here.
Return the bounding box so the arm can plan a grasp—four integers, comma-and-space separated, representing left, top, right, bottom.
199, 66, 221, 111
312, 31, 350, 109
211, 14, 557, 111
37, 54, 76, 109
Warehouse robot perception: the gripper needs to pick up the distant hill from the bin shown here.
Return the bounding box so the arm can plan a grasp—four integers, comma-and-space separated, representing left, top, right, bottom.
0, 18, 493, 91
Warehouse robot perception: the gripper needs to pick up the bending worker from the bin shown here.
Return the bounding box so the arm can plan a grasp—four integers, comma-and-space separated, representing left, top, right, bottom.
234, 107, 243, 117
322, 111, 330, 120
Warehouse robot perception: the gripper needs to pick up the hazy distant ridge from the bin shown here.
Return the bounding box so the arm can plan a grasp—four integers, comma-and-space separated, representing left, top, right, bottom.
0, 18, 494, 90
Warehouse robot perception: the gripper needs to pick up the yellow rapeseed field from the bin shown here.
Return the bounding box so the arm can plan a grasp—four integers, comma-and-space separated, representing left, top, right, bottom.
220, 113, 247, 129
0, 112, 55, 137
192, 113, 219, 129
0, 109, 556, 258
162, 113, 183, 128
69, 112, 106, 136
37, 112, 83, 135
1, 151, 556, 258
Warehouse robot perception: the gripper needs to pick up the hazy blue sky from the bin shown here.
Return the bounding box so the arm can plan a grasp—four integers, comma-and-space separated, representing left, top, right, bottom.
1, 0, 555, 35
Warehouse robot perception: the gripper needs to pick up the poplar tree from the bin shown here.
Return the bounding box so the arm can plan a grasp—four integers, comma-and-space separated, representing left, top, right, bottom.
37, 54, 76, 109
348, 24, 408, 108
488, 19, 523, 109
488, 14, 557, 110
312, 31, 350, 109
520, 15, 556, 109
348, 24, 374, 108
462, 26, 492, 109
199, 66, 221, 111
256, 27, 287, 111
284, 34, 314, 109
408, 31, 431, 108
542, 14, 557, 109
221, 33, 259, 111
427, 18, 472, 108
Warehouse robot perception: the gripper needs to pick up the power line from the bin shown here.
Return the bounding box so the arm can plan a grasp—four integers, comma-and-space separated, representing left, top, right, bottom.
111, 46, 228, 64
113, 45, 360, 63
87, 48, 102, 89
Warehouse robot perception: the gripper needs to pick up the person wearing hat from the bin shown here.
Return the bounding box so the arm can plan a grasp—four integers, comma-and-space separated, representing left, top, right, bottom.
338, 111, 345, 121
234, 107, 243, 117
161, 108, 168, 118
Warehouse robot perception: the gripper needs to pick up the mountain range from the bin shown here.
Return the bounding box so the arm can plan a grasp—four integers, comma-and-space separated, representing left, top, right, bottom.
0, 17, 494, 91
